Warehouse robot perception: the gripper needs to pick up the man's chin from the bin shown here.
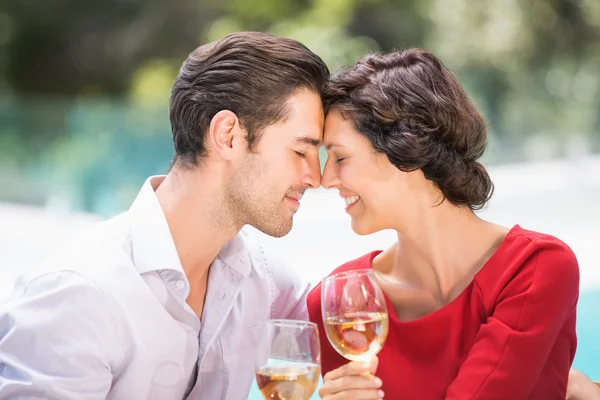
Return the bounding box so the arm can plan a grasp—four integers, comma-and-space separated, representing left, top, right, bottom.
253, 218, 293, 238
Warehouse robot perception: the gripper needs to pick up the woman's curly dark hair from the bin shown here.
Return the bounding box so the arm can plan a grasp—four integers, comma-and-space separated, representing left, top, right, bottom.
324, 48, 494, 210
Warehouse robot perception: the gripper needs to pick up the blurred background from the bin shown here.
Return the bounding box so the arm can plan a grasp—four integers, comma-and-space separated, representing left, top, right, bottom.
0, 0, 598, 396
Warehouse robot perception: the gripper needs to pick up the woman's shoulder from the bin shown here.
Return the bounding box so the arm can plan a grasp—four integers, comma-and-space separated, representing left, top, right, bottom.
306, 250, 382, 307
332, 250, 382, 274
513, 225, 578, 278
475, 225, 579, 301
496, 225, 577, 270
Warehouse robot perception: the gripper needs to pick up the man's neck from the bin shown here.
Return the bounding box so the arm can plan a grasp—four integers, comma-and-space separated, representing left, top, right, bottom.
155, 167, 240, 286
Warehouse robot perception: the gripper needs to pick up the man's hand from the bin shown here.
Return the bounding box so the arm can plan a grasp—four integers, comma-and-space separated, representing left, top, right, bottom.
567, 368, 600, 400
318, 357, 384, 400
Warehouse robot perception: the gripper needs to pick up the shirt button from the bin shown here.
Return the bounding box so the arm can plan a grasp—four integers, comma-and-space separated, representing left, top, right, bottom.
175, 280, 185, 291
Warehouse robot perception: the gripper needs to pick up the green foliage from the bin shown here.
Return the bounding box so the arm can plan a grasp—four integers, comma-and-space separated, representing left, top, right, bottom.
1, 0, 599, 214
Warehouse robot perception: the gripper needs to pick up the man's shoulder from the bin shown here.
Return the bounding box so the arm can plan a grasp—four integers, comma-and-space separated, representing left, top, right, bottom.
13, 211, 137, 296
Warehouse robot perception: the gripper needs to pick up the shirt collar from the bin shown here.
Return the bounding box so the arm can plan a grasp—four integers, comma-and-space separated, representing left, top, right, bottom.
216, 228, 252, 278
129, 175, 184, 276
129, 175, 252, 278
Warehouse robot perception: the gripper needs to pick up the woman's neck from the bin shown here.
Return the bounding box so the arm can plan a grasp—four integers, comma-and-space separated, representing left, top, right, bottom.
374, 202, 509, 306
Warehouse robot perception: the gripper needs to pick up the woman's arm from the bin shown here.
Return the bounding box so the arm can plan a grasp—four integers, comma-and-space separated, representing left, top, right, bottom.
567, 369, 600, 400
445, 239, 579, 399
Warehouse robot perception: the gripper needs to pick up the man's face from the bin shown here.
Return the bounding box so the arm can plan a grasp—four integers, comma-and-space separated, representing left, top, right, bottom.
225, 89, 324, 237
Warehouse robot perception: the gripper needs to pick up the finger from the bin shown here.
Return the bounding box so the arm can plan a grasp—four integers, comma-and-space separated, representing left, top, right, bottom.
323, 357, 379, 382
319, 374, 382, 396
368, 356, 379, 374
320, 388, 385, 400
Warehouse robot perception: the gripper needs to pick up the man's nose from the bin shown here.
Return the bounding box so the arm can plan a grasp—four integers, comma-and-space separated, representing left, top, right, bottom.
303, 153, 322, 188
321, 159, 340, 189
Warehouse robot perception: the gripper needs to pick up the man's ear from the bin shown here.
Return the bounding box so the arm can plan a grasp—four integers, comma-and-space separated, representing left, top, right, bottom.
207, 110, 246, 160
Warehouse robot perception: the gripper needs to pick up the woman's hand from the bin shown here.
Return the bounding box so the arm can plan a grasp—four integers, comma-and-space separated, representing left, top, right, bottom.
318, 356, 384, 400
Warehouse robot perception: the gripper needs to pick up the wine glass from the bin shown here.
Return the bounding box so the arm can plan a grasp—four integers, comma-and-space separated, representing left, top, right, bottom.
255, 319, 321, 400
321, 269, 389, 361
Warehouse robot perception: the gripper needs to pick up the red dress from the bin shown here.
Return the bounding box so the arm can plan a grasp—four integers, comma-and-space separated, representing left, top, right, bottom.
307, 225, 579, 399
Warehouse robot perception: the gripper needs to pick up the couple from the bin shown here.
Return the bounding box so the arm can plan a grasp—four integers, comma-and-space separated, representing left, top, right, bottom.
0, 32, 595, 400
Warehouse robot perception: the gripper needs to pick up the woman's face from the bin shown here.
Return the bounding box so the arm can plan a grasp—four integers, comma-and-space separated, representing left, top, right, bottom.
322, 109, 426, 235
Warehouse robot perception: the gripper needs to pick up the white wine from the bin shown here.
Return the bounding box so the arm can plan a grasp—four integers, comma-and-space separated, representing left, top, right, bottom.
256, 363, 320, 400
324, 312, 389, 361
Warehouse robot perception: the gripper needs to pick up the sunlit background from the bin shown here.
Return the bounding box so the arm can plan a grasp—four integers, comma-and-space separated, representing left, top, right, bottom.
1, 0, 599, 397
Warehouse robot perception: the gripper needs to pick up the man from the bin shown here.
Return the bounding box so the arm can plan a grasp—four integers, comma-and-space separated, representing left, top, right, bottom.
0, 32, 329, 399
1, 32, 596, 400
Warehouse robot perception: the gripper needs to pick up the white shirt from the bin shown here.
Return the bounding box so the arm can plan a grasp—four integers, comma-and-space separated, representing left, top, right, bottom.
0, 176, 310, 400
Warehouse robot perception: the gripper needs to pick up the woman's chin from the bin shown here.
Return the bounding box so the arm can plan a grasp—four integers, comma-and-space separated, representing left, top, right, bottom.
350, 218, 380, 236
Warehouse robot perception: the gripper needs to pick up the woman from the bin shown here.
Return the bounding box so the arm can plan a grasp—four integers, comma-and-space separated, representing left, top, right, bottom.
307, 48, 580, 399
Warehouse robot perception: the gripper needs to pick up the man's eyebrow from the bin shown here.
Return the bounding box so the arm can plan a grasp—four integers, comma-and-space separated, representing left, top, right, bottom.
296, 136, 321, 147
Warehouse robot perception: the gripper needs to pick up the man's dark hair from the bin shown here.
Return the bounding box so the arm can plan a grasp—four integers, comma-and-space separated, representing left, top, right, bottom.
169, 31, 330, 168
324, 48, 494, 210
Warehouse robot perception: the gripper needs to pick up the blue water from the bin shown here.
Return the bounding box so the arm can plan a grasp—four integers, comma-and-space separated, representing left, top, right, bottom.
247, 290, 600, 399
572, 290, 600, 381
